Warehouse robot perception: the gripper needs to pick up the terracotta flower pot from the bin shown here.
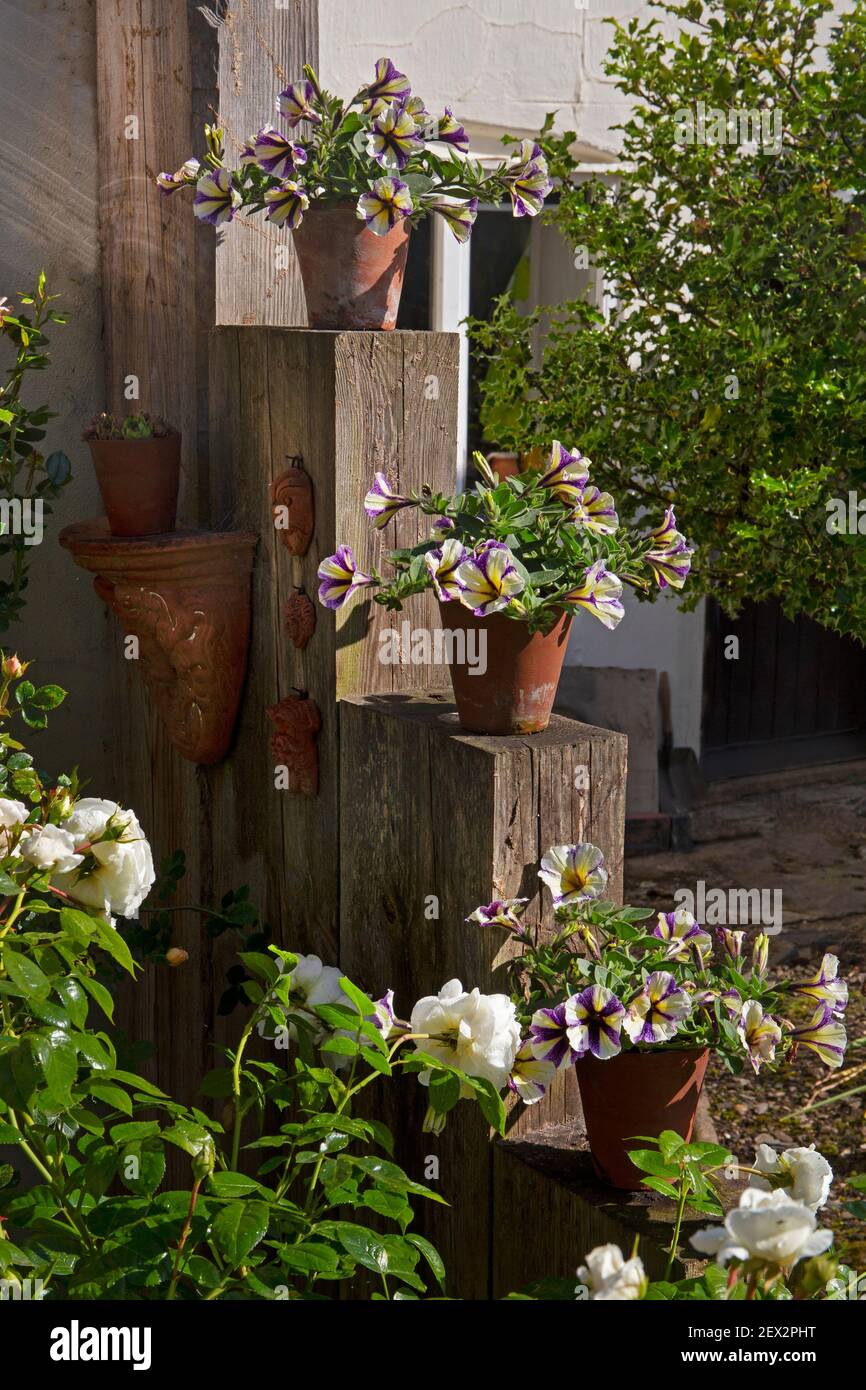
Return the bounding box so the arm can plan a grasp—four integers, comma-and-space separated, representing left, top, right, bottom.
88, 434, 181, 538
575, 1048, 710, 1190
291, 205, 411, 330
439, 602, 572, 735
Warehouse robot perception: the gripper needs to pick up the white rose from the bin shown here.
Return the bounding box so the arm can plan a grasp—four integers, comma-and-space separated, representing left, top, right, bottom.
749, 1143, 833, 1212
51, 797, 155, 920
410, 979, 521, 1090
0, 797, 28, 855
691, 1187, 833, 1267
19, 823, 83, 876
577, 1244, 647, 1300
281, 953, 349, 1039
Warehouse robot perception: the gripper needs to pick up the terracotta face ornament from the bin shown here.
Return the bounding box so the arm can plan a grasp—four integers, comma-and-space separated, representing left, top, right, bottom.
267, 693, 321, 795
272, 463, 314, 556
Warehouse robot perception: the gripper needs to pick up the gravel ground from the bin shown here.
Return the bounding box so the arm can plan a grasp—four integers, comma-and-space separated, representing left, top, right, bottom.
625, 762, 866, 1264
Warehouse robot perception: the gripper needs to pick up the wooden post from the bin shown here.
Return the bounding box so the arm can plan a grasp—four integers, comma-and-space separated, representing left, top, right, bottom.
339, 692, 627, 1299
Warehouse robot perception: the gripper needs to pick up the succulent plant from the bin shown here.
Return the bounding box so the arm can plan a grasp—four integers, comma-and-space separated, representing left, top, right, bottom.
83, 411, 174, 442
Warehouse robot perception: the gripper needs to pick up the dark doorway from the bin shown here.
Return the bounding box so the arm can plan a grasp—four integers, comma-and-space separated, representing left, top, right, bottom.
702, 599, 866, 779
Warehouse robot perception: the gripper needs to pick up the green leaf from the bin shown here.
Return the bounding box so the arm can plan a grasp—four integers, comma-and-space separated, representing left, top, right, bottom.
75, 974, 115, 1022
428, 1071, 461, 1114
405, 1233, 446, 1291
626, 1149, 680, 1179
110, 1121, 161, 1143
211, 1200, 269, 1268
2, 949, 50, 999
88, 1080, 134, 1115
207, 1171, 263, 1199
43, 1036, 78, 1104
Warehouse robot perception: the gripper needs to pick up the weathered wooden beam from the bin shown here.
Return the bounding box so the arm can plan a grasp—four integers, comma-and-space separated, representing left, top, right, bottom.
339, 692, 627, 1299
213, 0, 319, 326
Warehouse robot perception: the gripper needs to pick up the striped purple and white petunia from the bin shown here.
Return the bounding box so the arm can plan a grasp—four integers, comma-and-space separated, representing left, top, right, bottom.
316, 546, 375, 610
538, 441, 590, 507
505, 140, 552, 218
623, 971, 692, 1044
364, 472, 415, 529
528, 1003, 578, 1070
790, 953, 848, 1015
455, 541, 525, 617
426, 197, 478, 244
277, 80, 321, 128
509, 1041, 557, 1103
565, 985, 626, 1060
572, 484, 619, 535
717, 928, 746, 964
367, 103, 421, 170
563, 560, 625, 631
193, 169, 241, 226
538, 842, 608, 906
157, 158, 200, 194
645, 506, 693, 590
251, 125, 308, 177
653, 909, 712, 965
360, 57, 411, 113
264, 180, 310, 229
738, 999, 783, 1074
436, 107, 470, 151
790, 1004, 847, 1069
356, 177, 414, 236
465, 897, 528, 934
425, 538, 468, 601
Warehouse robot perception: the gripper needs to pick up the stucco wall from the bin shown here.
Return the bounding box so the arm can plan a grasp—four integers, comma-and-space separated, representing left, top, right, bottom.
0, 0, 111, 784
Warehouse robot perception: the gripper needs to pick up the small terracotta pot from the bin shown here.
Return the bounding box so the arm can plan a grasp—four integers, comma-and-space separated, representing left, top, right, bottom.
291, 205, 411, 330
575, 1048, 710, 1190
88, 435, 181, 538
487, 452, 520, 481
439, 603, 572, 735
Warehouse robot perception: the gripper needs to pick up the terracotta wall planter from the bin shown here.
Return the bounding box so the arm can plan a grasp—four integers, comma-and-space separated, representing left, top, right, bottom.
575, 1048, 710, 1189
291, 205, 410, 330
60, 521, 257, 765
487, 451, 520, 481
440, 603, 572, 735
88, 433, 181, 537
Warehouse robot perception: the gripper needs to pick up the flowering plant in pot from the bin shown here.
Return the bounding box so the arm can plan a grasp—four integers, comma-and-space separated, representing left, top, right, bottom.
158, 59, 552, 329
466, 841, 848, 1188
83, 411, 180, 538
316, 443, 693, 733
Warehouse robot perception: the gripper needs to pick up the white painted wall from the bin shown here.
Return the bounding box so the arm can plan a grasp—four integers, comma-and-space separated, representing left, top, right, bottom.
0, 0, 111, 783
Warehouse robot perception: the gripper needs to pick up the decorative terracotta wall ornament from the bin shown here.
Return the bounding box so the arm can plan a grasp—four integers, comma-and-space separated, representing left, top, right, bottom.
272, 459, 314, 556
284, 588, 316, 650
267, 692, 321, 795
60, 521, 257, 765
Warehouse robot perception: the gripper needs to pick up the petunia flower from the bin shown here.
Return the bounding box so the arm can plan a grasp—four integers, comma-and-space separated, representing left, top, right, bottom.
316, 545, 375, 610
721, 987, 744, 1018
508, 1041, 556, 1103
367, 102, 421, 170
717, 928, 746, 963
538, 440, 590, 506
466, 897, 529, 934
264, 180, 310, 229
623, 971, 692, 1044
538, 842, 608, 906
360, 57, 411, 113
193, 168, 241, 226
356, 176, 414, 236
455, 541, 525, 616
562, 560, 625, 631
790, 1004, 847, 1069
752, 931, 770, 980
790, 953, 848, 1015
156, 157, 200, 193
528, 1003, 577, 1070
505, 141, 552, 218
572, 485, 618, 535
645, 506, 693, 590
277, 80, 321, 128
425, 538, 468, 601
565, 985, 626, 1060
738, 998, 782, 1073
364, 472, 416, 529
251, 125, 308, 177
426, 197, 478, 244
435, 107, 470, 151
653, 908, 712, 965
